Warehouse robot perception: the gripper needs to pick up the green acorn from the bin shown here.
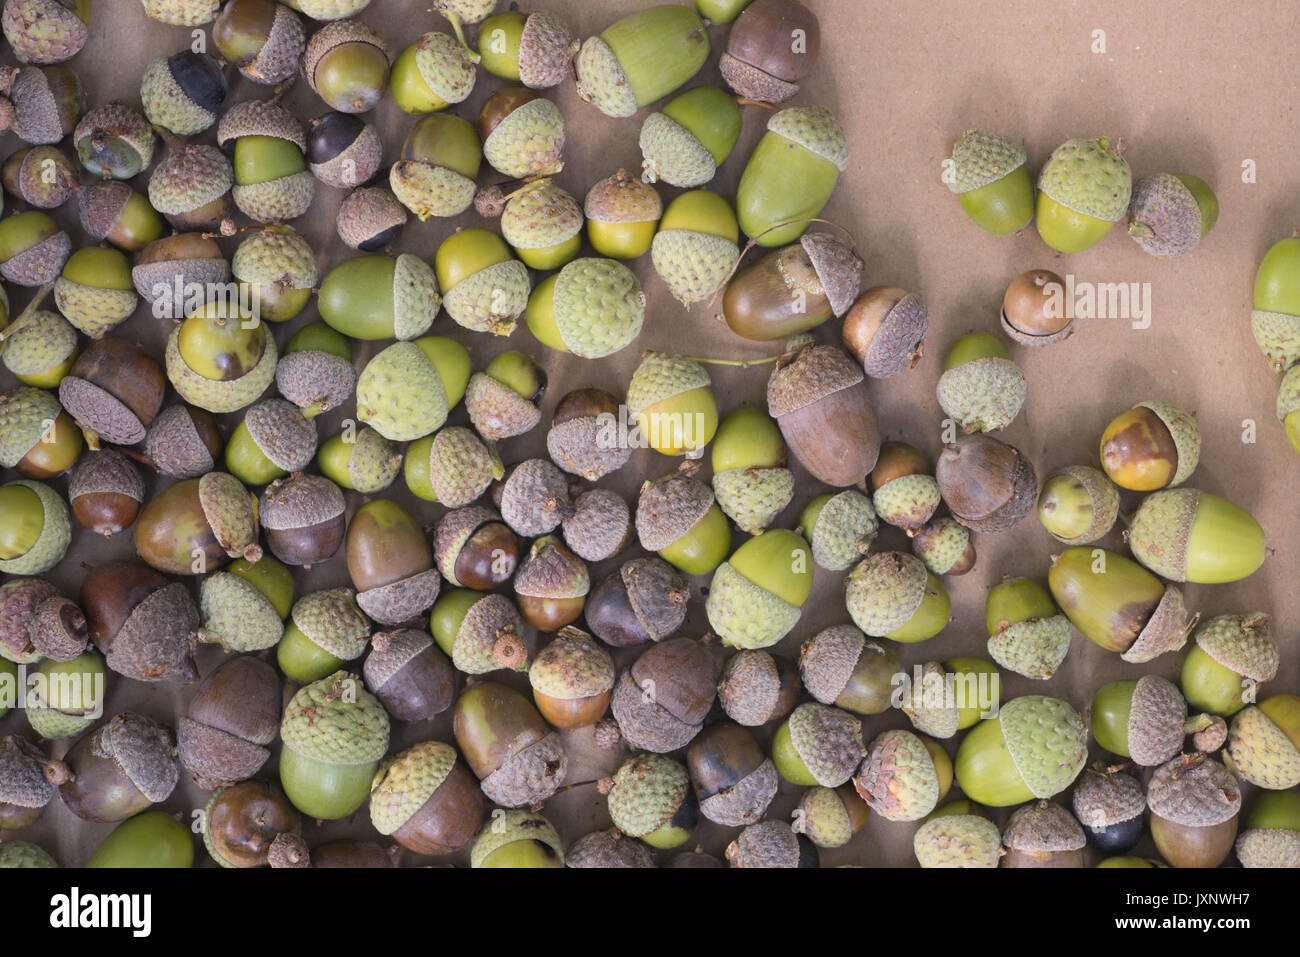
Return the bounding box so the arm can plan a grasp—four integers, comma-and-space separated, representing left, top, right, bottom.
198, 554, 294, 653
433, 229, 529, 337
944, 130, 1033, 236
53, 248, 137, 339
231, 226, 317, 325
354, 336, 471, 442
710, 407, 793, 535
575, 5, 710, 119
606, 753, 697, 849
423, 426, 502, 508
1252, 236, 1300, 372
1035, 137, 1132, 253
936, 333, 1026, 433
585, 170, 662, 260
0, 841, 57, 868
913, 801, 1003, 868
798, 624, 899, 716
1037, 465, 1120, 545
627, 351, 719, 457
501, 178, 584, 271
217, 98, 315, 224
431, 590, 527, 675
1127, 173, 1218, 258
1, 308, 77, 388
954, 695, 1087, 807
651, 189, 741, 307
772, 702, 864, 788
390, 113, 481, 220
1250, 310, 1300, 374
0, 210, 71, 287
1092, 674, 1222, 766
635, 474, 730, 577
469, 809, 564, 868
478, 10, 577, 88
319, 253, 440, 341
640, 86, 742, 189
390, 30, 476, 114
86, 811, 194, 869
1236, 791, 1300, 868
844, 552, 950, 643
213, 0, 306, 87
869, 441, 940, 535
1127, 488, 1266, 584
526, 257, 646, 358
317, 426, 402, 494
225, 398, 318, 487
911, 517, 976, 576
899, 660, 962, 739
855, 728, 952, 822
800, 489, 878, 571
984, 577, 1071, 680
369, 741, 483, 857
1278, 364, 1300, 455
792, 785, 869, 849
480, 89, 565, 179
1099, 400, 1201, 491
140, 51, 227, 136
0, 480, 70, 575
142, 0, 218, 25
165, 299, 278, 415
1181, 613, 1279, 718
465, 352, 544, 441
302, 19, 389, 114
705, 529, 814, 650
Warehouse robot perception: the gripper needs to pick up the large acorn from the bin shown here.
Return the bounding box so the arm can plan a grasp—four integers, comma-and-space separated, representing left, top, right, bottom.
346, 499, 438, 627
1099, 400, 1200, 491
944, 130, 1034, 236
177, 655, 280, 790
772, 702, 864, 789
0, 734, 67, 828
165, 298, 278, 415
454, 680, 566, 808
706, 529, 813, 650
276, 587, 370, 685
435, 229, 530, 336
799, 624, 901, 716
259, 473, 346, 567
1092, 675, 1224, 766
546, 388, 629, 481
363, 629, 455, 723
984, 577, 1071, 680
650, 189, 740, 307
134, 472, 260, 576
389, 29, 476, 114
80, 560, 198, 681
737, 106, 847, 246
845, 552, 950, 643
1035, 136, 1131, 253
528, 627, 616, 730
390, 113, 481, 220
585, 169, 662, 259
800, 489, 878, 571
303, 19, 389, 114
1181, 613, 1280, 718
1037, 465, 1120, 545
141, 50, 227, 136
936, 433, 1037, 533
585, 557, 690, 649
355, 336, 470, 442
0, 480, 70, 576
197, 554, 293, 653
606, 753, 699, 850
432, 506, 519, 591
430, 590, 527, 675
627, 351, 719, 457
724, 231, 862, 342
1146, 754, 1240, 869
526, 257, 646, 357
936, 333, 1026, 433
639, 85, 741, 188
465, 351, 544, 442
720, 0, 819, 104
1001, 801, 1086, 868
477, 9, 577, 88
574, 5, 709, 118
213, 0, 306, 86
954, 695, 1088, 806
318, 253, 440, 340
611, 637, 716, 753
855, 728, 951, 822
687, 720, 779, 827
1126, 488, 1266, 584
60, 713, 179, 823
369, 742, 483, 858
145, 404, 224, 479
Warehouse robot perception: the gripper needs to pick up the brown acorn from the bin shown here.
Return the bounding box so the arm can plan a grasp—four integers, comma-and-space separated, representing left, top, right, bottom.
687, 720, 780, 827
68, 449, 144, 537
585, 556, 690, 649
1001, 800, 1087, 868
513, 535, 589, 631
132, 233, 230, 312
610, 637, 716, 753
563, 488, 632, 563
1147, 754, 1241, 868
346, 499, 439, 627
546, 388, 631, 481
722, 231, 863, 341
337, 186, 408, 250
1002, 269, 1072, 345
717, 649, 801, 727
936, 433, 1038, 533
363, 629, 456, 723
3, 145, 78, 208
60, 712, 180, 823
566, 829, 656, 869
134, 472, 260, 576
368, 741, 484, 857
841, 287, 929, 378
178, 655, 280, 790
453, 680, 567, 809
203, 780, 301, 868
432, 505, 520, 590
0, 578, 56, 662
57, 338, 165, 448
496, 457, 573, 537
147, 140, 235, 232
80, 559, 199, 682
145, 404, 225, 479
259, 473, 346, 567
0, 734, 69, 829
4, 65, 82, 145
799, 624, 901, 716
720, 0, 821, 104
528, 626, 616, 729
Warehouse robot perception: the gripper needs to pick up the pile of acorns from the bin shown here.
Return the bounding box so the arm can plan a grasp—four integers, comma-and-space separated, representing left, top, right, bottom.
0, 0, 1295, 871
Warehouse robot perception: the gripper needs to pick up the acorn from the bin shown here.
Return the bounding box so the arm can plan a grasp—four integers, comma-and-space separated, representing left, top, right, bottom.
911, 516, 976, 576
432, 505, 520, 591
585, 169, 662, 259
142, 0, 218, 25
434, 229, 530, 337
639, 85, 741, 189
500, 178, 583, 271
86, 810, 194, 868
726, 820, 817, 868
469, 809, 564, 868
1180, 613, 1279, 718
1099, 400, 1200, 491
0, 577, 55, 662
307, 112, 382, 188
1093, 675, 1219, 766
25, 651, 103, 737
912, 800, 1003, 868
1147, 754, 1240, 869
0, 210, 70, 286
3, 145, 77, 208
275, 582, 371, 686
53, 248, 137, 339
0, 841, 56, 867
319, 252, 440, 340
799, 624, 901, 716
24, 593, 89, 663
389, 29, 476, 114
217, 99, 315, 224
1, 309, 77, 389
337, 186, 407, 250
793, 784, 869, 849
203, 780, 300, 868
627, 352, 720, 458
514, 536, 589, 632
529, 626, 616, 729
213, 0, 306, 86
563, 489, 631, 563
283, 0, 370, 20
955, 695, 1087, 807
844, 552, 950, 643
737, 106, 847, 246
944, 130, 1033, 236
1225, 694, 1300, 789
134, 472, 259, 576
465, 352, 544, 442
197, 553, 293, 653
854, 728, 952, 822
800, 489, 878, 571
724, 232, 862, 343
354, 336, 470, 441
1035, 137, 1132, 253
1280, 366, 1300, 454
224, 398, 316, 488
279, 671, 390, 820
369, 741, 484, 857
985, 577, 1071, 680
345, 499, 439, 628
635, 473, 728, 577
651, 189, 740, 307
72, 102, 154, 180
406, 426, 499, 507
0, 480, 70, 575
710, 407, 793, 534
708, 529, 813, 650
1236, 791, 1300, 868
687, 720, 779, 827
840, 286, 929, 378
768, 342, 880, 486
454, 680, 566, 808
68, 449, 143, 536
430, 590, 527, 675
78, 181, 165, 253
0, 386, 82, 479
0, 734, 66, 828
147, 142, 235, 232
935, 433, 1037, 533
303, 19, 389, 114
269, 837, 395, 868
80, 559, 199, 681
144, 404, 224, 479
479, 88, 565, 180
720, 0, 819, 103
585, 557, 690, 649
2, 0, 89, 64
1001, 268, 1073, 344
477, 9, 577, 89
567, 829, 656, 869
527, 257, 647, 357
1073, 766, 1147, 854
937, 333, 1026, 433
1037, 465, 1120, 545
1127, 488, 1265, 584
606, 753, 698, 849
60, 712, 178, 824
5, 65, 81, 145
870, 442, 940, 535
943, 657, 1002, 732
1001, 800, 1086, 868
497, 457, 572, 537
611, 637, 716, 753
140, 51, 227, 136
574, 5, 709, 119
132, 233, 229, 311
1048, 547, 1191, 663
231, 226, 317, 324
902, 660, 968, 739
259, 473, 346, 567
772, 701, 864, 789
177, 655, 280, 790
390, 113, 481, 220
1252, 236, 1300, 372
1127, 173, 1218, 258
363, 629, 455, 723
544, 389, 626, 482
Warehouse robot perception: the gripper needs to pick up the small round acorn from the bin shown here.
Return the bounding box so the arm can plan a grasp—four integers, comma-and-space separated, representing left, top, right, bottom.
651, 189, 740, 307
178, 655, 280, 790
726, 820, 818, 868
841, 286, 930, 378
706, 529, 814, 650
432, 505, 519, 591
954, 695, 1088, 807
368, 741, 484, 857
0, 480, 70, 576
231, 226, 317, 324
2, 0, 89, 65
585, 556, 690, 649
610, 637, 716, 754
1, 309, 79, 390
574, 5, 709, 119
0, 386, 82, 480
717, 649, 800, 727
25, 652, 104, 737
854, 727, 950, 821
1073, 765, 1147, 854
145, 404, 224, 479
635, 473, 728, 576
870, 441, 940, 535
73, 101, 155, 180
944, 657, 1001, 730
1147, 754, 1240, 869
0, 210, 71, 287
1037, 465, 1119, 545
304, 19, 389, 114
724, 231, 864, 342
945, 130, 1034, 235
1099, 400, 1200, 491
1127, 173, 1218, 258
3, 145, 77, 208
984, 577, 1071, 680
606, 753, 699, 850
140, 50, 227, 136
936, 333, 1026, 433
497, 457, 572, 538
563, 488, 632, 563
720, 0, 819, 104
687, 720, 779, 827
1035, 136, 1132, 253
911, 516, 976, 577
502, 177, 584, 271
627, 352, 719, 458
225, 397, 318, 487
60, 712, 179, 824
513, 535, 589, 632
453, 680, 567, 809
799, 624, 900, 716
337, 186, 407, 250
793, 784, 869, 849
436, 228, 530, 336
480, 87, 565, 179
363, 629, 455, 723
1127, 487, 1266, 584
1001, 800, 1086, 868
845, 551, 950, 643
0, 734, 67, 828
213, 0, 306, 86
585, 169, 662, 260
389, 28, 476, 114
197, 553, 293, 654
259, 473, 347, 567
800, 489, 878, 571
528, 627, 615, 730
78, 181, 165, 253
912, 800, 1003, 868
68, 449, 142, 536
318, 426, 401, 494
132, 233, 229, 311
478, 9, 577, 88
54, 247, 138, 339
1002, 268, 1073, 344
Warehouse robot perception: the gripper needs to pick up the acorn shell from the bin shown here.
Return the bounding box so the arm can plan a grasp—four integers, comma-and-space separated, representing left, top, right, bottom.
499, 458, 571, 537
145, 405, 219, 479
1122, 583, 1193, 664
563, 489, 631, 563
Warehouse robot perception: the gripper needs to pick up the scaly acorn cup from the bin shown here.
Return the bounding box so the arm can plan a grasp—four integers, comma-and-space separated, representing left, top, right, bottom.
563, 488, 632, 563
420, 426, 501, 508
719, 0, 820, 103
844, 552, 950, 643
512, 535, 589, 631
1127, 173, 1218, 258
197, 554, 293, 653
799, 624, 901, 716
1048, 546, 1192, 663
3, 0, 89, 64
336, 186, 407, 250
585, 169, 662, 260
768, 702, 863, 790
165, 301, 277, 416
0, 734, 66, 828
725, 820, 818, 867
1278, 364, 1300, 455
870, 442, 940, 536
73, 101, 155, 180
710, 406, 793, 534
935, 433, 1037, 533
1072, 766, 1147, 854
390, 113, 481, 220
706, 529, 813, 650
3, 145, 77, 208
610, 637, 716, 753
1092, 675, 1222, 766
603, 753, 698, 850
984, 577, 1071, 680
0, 210, 71, 287
565, 830, 655, 868
529, 626, 616, 730
177, 655, 280, 789
769, 341, 881, 486
945, 657, 1001, 730
389, 30, 476, 114
53, 248, 137, 339
431, 590, 527, 675
231, 227, 317, 324
213, 0, 306, 86
1181, 613, 1280, 718
627, 352, 719, 457
469, 809, 564, 868
453, 680, 566, 808
0, 841, 57, 867
650, 189, 741, 307
1236, 791, 1300, 868
480, 88, 565, 178
954, 695, 1088, 807
944, 130, 1034, 236
276, 324, 355, 420
435, 229, 529, 337
736, 106, 848, 247
575, 5, 709, 118
276, 587, 371, 685
635, 473, 730, 576
801, 489, 878, 572
0, 578, 54, 662
26, 654, 103, 738
225, 398, 318, 487
501, 178, 583, 271
1037, 465, 1120, 545
1099, 400, 1200, 491
1251, 237, 1300, 372
912, 516, 977, 577
142, 0, 218, 25
1035, 137, 1132, 253
526, 257, 646, 357
936, 333, 1026, 433
368, 741, 484, 856
0, 480, 70, 575
140, 51, 227, 137
792, 784, 869, 849
144, 404, 223, 480
724, 231, 864, 342
466, 352, 544, 440
854, 728, 953, 822
913, 800, 1003, 868
283, 0, 372, 20
432, 506, 519, 591
841, 286, 930, 378
55, 336, 166, 445
1126, 488, 1266, 584
354, 336, 470, 442
2, 308, 78, 390
279, 672, 389, 821
902, 662, 964, 740
319, 253, 439, 341
1147, 754, 1241, 869
131, 233, 229, 311
687, 721, 780, 827
217, 99, 315, 224
640, 86, 742, 188
79, 560, 200, 682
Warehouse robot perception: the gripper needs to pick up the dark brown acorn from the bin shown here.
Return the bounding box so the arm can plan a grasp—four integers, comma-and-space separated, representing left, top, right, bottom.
178, 655, 280, 790
363, 629, 456, 723
60, 712, 179, 823
80, 559, 199, 682
585, 557, 690, 648
204, 780, 300, 868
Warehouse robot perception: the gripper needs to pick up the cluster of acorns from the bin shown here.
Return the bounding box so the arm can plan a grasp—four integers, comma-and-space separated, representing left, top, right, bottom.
0, 0, 1295, 871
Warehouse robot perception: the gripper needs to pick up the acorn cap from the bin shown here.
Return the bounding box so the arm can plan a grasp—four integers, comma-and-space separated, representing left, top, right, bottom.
54, 279, 137, 340
585, 169, 662, 224
337, 186, 407, 250
499, 458, 570, 537
529, 627, 615, 700
611, 669, 699, 753
0, 579, 55, 661
465, 372, 540, 441
1128, 674, 1189, 767
58, 374, 152, 448
10, 65, 80, 145
799, 624, 866, 706
147, 144, 232, 216
998, 696, 1088, 800
1122, 584, 1193, 664
0, 734, 59, 808
233, 171, 315, 224
718, 650, 782, 726
177, 719, 268, 791
68, 448, 144, 505
912, 517, 972, 576
165, 325, 278, 415
259, 473, 346, 532
428, 426, 496, 508
713, 468, 794, 537
808, 489, 878, 571
146, 405, 217, 478
501, 179, 583, 250
232, 228, 318, 290
514, 539, 589, 600
3, 0, 89, 64
607, 753, 690, 838
1237, 828, 1300, 868
243, 399, 317, 473
410, 30, 474, 105
1072, 767, 1146, 828
718, 52, 798, 106
635, 475, 713, 552
303, 20, 390, 101
789, 702, 864, 788
706, 560, 801, 650
946, 130, 1027, 194
442, 259, 528, 336
767, 106, 848, 171
198, 571, 283, 652
518, 10, 578, 89
1193, 613, 1279, 683
549, 409, 626, 484
627, 352, 710, 418
450, 592, 526, 674
0, 386, 61, 467
239, 2, 305, 84
0, 840, 57, 867
1003, 800, 1086, 852
292, 588, 369, 662
1038, 137, 1132, 222
100, 713, 180, 804
3, 310, 75, 381
873, 473, 941, 533
369, 740, 456, 836
470, 809, 563, 868
701, 758, 779, 828
903, 661, 962, 739
650, 228, 740, 308
390, 253, 441, 341
143, 0, 218, 26
1226, 706, 1300, 790
363, 629, 433, 692
792, 786, 853, 848
620, 557, 690, 642
105, 581, 200, 682
936, 357, 1026, 433
357, 570, 439, 627
132, 247, 230, 308
550, 257, 645, 358
573, 36, 637, 118
197, 471, 259, 559
0, 480, 70, 576
640, 111, 715, 188
484, 97, 565, 179
566, 829, 655, 868
1, 229, 71, 288
1280, 365, 1300, 423
563, 489, 630, 563
480, 728, 566, 808
801, 232, 863, 319
768, 343, 863, 418
1127, 173, 1203, 259
727, 820, 810, 868
389, 160, 477, 220
913, 813, 1003, 868
1250, 310, 1300, 374
432, 505, 497, 585
275, 351, 355, 415
855, 728, 938, 821
354, 341, 449, 442
1147, 755, 1241, 826
844, 552, 928, 638
28, 595, 88, 662
78, 180, 131, 241
280, 671, 390, 767
987, 614, 1071, 680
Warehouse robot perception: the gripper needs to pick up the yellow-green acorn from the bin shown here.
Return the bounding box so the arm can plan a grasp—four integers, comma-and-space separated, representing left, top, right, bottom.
1181, 613, 1280, 718
585, 170, 662, 260
574, 5, 710, 119
913, 800, 1003, 868
650, 189, 741, 307
1127, 173, 1218, 258
911, 517, 976, 576
469, 808, 564, 868
606, 753, 698, 850
354, 336, 471, 442
1037, 465, 1120, 545
639, 86, 742, 189
844, 552, 950, 643
302, 19, 389, 114
1251, 236, 1300, 372
706, 529, 813, 649
1035, 137, 1131, 253
319, 253, 440, 341
944, 130, 1034, 236
936, 333, 1026, 433
1091, 674, 1220, 766
710, 407, 793, 535
436, 228, 530, 336
1126, 488, 1266, 584
792, 785, 869, 850
984, 577, 1071, 680
390, 29, 475, 113
627, 351, 719, 457
635, 473, 730, 577
526, 257, 645, 358
389, 113, 481, 220
52, 248, 136, 340
0, 480, 70, 575
954, 695, 1087, 807
1235, 791, 1300, 868
477, 10, 577, 89
1099, 400, 1200, 491
773, 702, 864, 788
800, 489, 878, 571
216, 98, 315, 224
501, 178, 583, 271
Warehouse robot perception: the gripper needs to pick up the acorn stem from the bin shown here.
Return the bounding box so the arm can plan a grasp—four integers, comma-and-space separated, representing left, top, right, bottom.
0, 282, 53, 341
437, 9, 482, 63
